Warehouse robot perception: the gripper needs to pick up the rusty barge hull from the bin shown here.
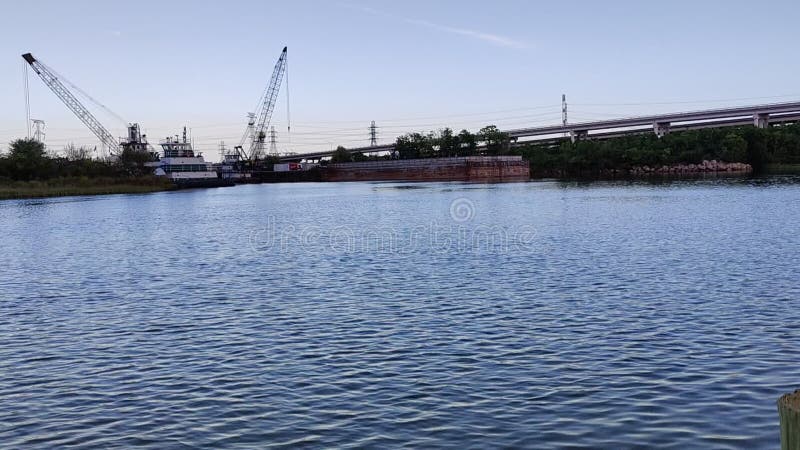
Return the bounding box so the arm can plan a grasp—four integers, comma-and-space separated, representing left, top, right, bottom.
322, 156, 530, 182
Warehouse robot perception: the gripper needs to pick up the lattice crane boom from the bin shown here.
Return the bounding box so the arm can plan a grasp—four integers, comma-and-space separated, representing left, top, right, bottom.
247, 46, 287, 159
22, 52, 120, 156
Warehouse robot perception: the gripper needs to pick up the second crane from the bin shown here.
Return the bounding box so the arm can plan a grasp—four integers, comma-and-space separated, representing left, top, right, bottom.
237, 46, 288, 160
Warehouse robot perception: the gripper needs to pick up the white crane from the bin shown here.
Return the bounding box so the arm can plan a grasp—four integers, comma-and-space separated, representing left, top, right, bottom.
22, 53, 122, 156
236, 47, 288, 160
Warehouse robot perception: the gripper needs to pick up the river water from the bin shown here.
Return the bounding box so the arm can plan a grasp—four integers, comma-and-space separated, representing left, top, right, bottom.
1, 176, 799, 449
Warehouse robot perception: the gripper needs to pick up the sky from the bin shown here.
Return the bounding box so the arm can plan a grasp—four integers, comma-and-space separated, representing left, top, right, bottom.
1, 0, 800, 158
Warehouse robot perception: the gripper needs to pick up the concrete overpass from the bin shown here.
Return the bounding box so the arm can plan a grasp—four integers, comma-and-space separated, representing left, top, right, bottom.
522, 112, 800, 143
278, 101, 800, 162
508, 101, 800, 140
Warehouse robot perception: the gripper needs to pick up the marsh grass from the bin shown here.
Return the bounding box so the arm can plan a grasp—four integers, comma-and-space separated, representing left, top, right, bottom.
0, 176, 175, 200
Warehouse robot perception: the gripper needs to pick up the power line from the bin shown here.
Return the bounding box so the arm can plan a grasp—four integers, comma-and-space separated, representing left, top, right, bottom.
285, 104, 562, 125
75, 107, 561, 136
0, 114, 560, 140
14, 93, 800, 154
571, 93, 800, 107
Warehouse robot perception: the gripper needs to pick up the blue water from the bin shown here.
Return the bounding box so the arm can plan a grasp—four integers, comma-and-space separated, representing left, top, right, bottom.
1, 177, 799, 448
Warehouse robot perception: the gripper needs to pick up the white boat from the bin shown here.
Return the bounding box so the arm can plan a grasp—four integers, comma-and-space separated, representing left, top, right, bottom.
152, 128, 232, 187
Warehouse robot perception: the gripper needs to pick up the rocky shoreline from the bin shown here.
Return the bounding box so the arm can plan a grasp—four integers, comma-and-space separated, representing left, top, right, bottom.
629, 160, 752, 176
530, 160, 754, 179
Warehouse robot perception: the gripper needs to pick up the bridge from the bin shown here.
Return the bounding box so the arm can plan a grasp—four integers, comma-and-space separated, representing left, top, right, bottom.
279, 101, 800, 162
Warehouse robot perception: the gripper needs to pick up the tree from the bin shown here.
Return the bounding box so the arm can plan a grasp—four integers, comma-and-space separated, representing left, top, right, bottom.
394, 135, 414, 159
64, 143, 93, 161
721, 133, 747, 162
118, 147, 155, 176
395, 132, 433, 159
742, 127, 768, 170
394, 132, 434, 159
479, 125, 510, 155
8, 138, 49, 180
457, 129, 477, 156
9, 138, 46, 161
437, 128, 457, 157
331, 146, 353, 163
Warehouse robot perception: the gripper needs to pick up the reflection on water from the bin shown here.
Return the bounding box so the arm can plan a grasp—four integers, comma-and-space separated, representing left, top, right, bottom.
0, 176, 799, 448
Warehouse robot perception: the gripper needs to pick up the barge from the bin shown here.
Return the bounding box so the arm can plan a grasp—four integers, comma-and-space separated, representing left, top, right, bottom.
321, 156, 530, 182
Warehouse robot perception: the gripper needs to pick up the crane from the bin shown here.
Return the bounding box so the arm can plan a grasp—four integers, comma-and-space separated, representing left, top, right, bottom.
236, 46, 288, 160
22, 52, 132, 157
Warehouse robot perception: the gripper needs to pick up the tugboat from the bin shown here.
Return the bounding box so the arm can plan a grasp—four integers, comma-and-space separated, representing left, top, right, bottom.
217, 149, 252, 181
152, 127, 233, 188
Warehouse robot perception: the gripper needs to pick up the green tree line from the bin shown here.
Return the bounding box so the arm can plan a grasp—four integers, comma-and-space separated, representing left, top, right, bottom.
517, 124, 800, 176
332, 122, 800, 176
393, 126, 509, 159
0, 139, 156, 182
330, 126, 510, 163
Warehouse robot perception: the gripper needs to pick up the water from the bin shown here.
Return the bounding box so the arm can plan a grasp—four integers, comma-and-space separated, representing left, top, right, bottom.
1, 176, 799, 449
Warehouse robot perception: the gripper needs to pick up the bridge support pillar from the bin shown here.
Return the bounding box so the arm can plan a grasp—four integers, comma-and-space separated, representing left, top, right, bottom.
754, 113, 770, 129
654, 121, 671, 138
570, 130, 588, 143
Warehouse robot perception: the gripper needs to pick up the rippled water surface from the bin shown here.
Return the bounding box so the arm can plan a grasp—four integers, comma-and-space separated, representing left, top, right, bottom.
1, 177, 800, 449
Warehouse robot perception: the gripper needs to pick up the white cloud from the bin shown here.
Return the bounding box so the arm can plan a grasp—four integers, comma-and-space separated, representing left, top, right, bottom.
405, 19, 528, 49
338, 2, 529, 49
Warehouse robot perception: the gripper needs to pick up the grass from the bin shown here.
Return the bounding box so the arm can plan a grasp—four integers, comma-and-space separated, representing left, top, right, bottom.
0, 176, 175, 200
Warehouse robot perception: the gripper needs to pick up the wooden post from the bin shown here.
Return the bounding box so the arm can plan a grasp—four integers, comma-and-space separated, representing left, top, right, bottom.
779, 390, 800, 450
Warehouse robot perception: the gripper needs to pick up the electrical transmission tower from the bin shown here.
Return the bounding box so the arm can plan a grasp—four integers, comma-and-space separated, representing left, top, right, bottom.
369, 120, 378, 146
31, 119, 45, 144
562, 94, 568, 126
219, 141, 227, 161
269, 126, 278, 155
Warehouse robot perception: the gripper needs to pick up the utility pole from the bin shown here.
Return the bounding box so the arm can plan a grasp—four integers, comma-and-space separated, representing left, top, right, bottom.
369, 120, 377, 147
31, 119, 45, 145
269, 126, 278, 155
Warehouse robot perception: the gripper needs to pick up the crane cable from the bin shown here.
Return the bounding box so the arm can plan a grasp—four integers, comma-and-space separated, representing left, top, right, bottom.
285, 49, 291, 153
23, 60, 31, 138
40, 61, 129, 127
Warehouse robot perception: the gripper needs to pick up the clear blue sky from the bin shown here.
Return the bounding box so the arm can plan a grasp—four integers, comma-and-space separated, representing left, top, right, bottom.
2, 0, 799, 157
